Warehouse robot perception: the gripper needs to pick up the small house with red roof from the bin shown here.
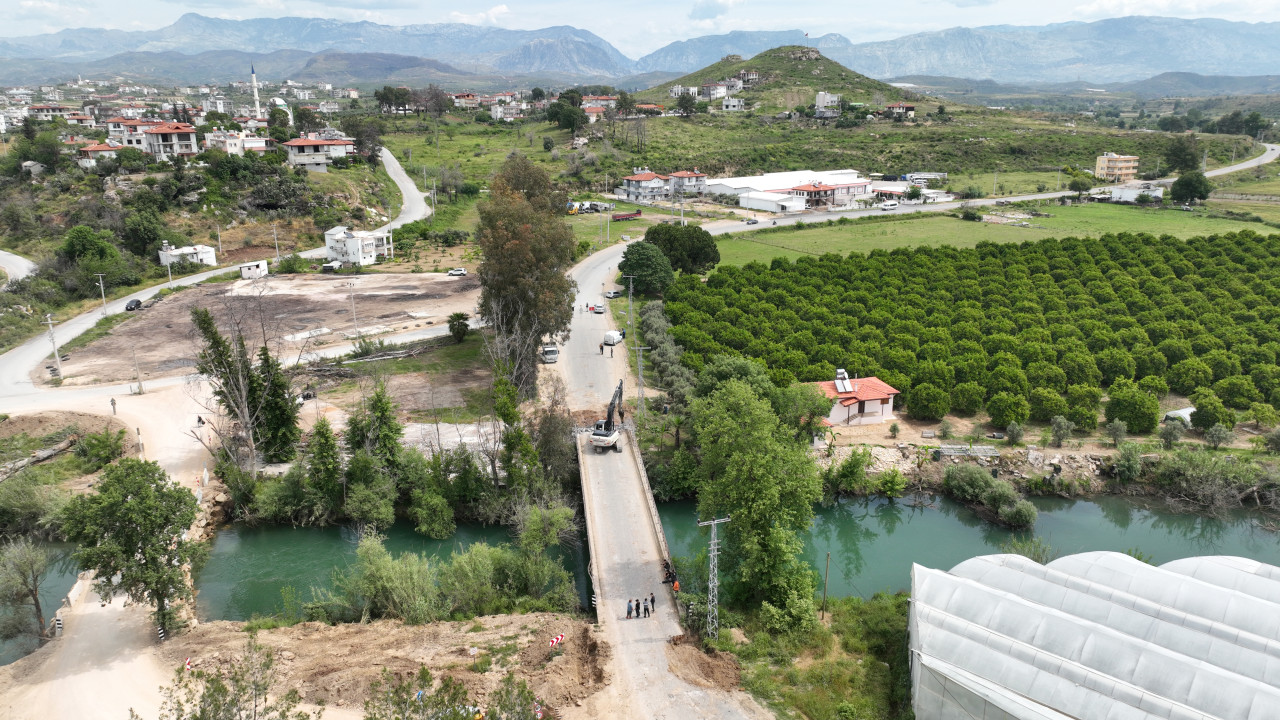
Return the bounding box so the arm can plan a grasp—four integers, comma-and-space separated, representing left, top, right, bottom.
884, 102, 915, 119
77, 140, 121, 169
582, 106, 606, 123
815, 369, 900, 426
788, 182, 838, 209
669, 168, 707, 196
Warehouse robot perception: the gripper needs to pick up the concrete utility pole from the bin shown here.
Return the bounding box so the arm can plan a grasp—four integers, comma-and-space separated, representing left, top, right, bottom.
94, 273, 107, 316
132, 347, 144, 394
698, 515, 731, 639
43, 314, 62, 378
347, 282, 361, 337
621, 274, 636, 345
166, 261, 173, 290
216, 229, 222, 253
272, 224, 280, 262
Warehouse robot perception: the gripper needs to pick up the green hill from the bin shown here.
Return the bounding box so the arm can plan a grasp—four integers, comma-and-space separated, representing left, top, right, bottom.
636, 45, 914, 112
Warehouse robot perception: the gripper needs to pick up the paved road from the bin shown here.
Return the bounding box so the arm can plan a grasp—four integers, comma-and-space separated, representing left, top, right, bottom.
0, 248, 36, 285
1207, 143, 1280, 177
557, 241, 770, 720
0, 147, 433, 720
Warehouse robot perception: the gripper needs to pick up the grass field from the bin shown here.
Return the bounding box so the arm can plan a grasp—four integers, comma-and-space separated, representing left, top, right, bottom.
715, 203, 1274, 266
1210, 166, 1280, 195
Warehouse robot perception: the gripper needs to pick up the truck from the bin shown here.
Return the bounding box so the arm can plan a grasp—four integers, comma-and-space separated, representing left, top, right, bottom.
540, 344, 559, 363
589, 380, 624, 453
611, 210, 642, 222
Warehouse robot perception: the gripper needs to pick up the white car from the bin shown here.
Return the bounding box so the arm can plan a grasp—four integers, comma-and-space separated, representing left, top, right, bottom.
447, 267, 467, 276
604, 290, 622, 298
592, 301, 606, 314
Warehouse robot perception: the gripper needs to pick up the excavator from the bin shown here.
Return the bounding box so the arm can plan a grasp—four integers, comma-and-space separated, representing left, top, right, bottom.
589, 380, 624, 453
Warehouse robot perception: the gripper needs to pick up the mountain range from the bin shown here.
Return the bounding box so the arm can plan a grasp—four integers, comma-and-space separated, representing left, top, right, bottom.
4, 14, 1280, 88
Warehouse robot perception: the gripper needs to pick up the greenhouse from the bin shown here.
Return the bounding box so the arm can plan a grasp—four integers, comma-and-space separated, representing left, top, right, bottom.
910, 551, 1280, 719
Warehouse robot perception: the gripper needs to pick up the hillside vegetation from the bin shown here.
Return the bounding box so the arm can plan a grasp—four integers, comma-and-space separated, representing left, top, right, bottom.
636, 46, 910, 112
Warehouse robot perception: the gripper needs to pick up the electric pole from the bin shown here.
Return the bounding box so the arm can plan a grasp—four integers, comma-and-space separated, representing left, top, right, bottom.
94, 273, 107, 316
166, 261, 173, 289
43, 314, 62, 378
216, 229, 222, 254
272, 224, 280, 262
698, 515, 731, 639
347, 282, 361, 337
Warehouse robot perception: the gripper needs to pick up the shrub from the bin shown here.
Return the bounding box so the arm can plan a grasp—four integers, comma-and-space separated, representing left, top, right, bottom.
998, 500, 1038, 529
1265, 428, 1280, 453
938, 419, 953, 439
75, 428, 126, 470
1204, 423, 1232, 450
1105, 419, 1127, 447
981, 480, 1019, 510
943, 464, 992, 504
1005, 422, 1024, 445
1167, 358, 1213, 396
1159, 419, 1186, 449
876, 469, 907, 498
1000, 536, 1055, 563
950, 382, 985, 415
986, 392, 1030, 428
1212, 375, 1262, 410
1114, 442, 1143, 483
1065, 384, 1103, 431
907, 382, 950, 421
888, 422, 899, 438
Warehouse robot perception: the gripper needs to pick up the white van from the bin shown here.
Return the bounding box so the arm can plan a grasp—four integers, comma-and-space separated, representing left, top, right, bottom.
540, 345, 559, 363
603, 330, 623, 346
880, 200, 899, 211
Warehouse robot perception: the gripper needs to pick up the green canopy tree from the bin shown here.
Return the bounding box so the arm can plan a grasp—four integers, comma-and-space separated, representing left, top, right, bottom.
618, 241, 674, 295
642, 224, 720, 274
0, 538, 55, 644
1171, 171, 1213, 204
346, 379, 404, 473
1164, 134, 1200, 174
63, 459, 198, 630
303, 417, 344, 522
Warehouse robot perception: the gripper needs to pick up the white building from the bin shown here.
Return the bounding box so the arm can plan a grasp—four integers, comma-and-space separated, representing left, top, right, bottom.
141, 122, 199, 160
911, 552, 1280, 720
203, 129, 271, 156
281, 137, 356, 170
721, 97, 745, 112
707, 169, 871, 206
239, 259, 269, 279
669, 169, 707, 196
324, 226, 393, 266
1111, 186, 1165, 203
815, 371, 900, 425
668, 85, 691, 99
701, 82, 727, 100
618, 168, 670, 202
816, 92, 841, 111
158, 242, 217, 267
738, 191, 806, 213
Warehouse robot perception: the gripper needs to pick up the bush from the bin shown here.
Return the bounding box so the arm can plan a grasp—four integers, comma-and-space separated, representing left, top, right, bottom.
275, 253, 308, 274
1205, 423, 1232, 450
1114, 442, 1143, 483
1213, 375, 1263, 410
943, 464, 992, 504
1265, 428, 1280, 453
986, 392, 1030, 428
1137, 375, 1169, 399
1050, 415, 1075, 447
1167, 358, 1213, 396
1159, 420, 1186, 449
950, 382, 985, 415
1005, 422, 1024, 445
1105, 419, 1127, 447
998, 500, 1038, 529
75, 428, 126, 470
981, 480, 1019, 510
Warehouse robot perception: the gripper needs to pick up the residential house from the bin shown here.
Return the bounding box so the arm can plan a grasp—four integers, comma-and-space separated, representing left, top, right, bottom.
203, 96, 230, 114
725, 78, 744, 93
317, 101, 340, 114
582, 106, 606, 123
281, 137, 356, 170
722, 97, 745, 112
1095, 152, 1139, 183
618, 168, 670, 202
65, 113, 96, 127
815, 370, 900, 426
141, 122, 199, 160
1111, 186, 1164, 203
324, 226, 393, 266
669, 85, 692, 99
114, 103, 152, 119
701, 82, 728, 100
76, 140, 120, 169
788, 183, 840, 209
490, 103, 525, 122
883, 102, 915, 119
158, 242, 217, 267
452, 93, 479, 110
203, 129, 272, 156
331, 88, 359, 99
635, 103, 665, 114
293, 89, 315, 100
28, 105, 73, 121
706, 169, 871, 206
669, 169, 707, 196
815, 91, 841, 119
583, 95, 617, 108
737, 70, 759, 83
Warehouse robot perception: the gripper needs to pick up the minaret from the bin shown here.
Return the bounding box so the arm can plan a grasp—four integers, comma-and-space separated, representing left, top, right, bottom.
251, 65, 262, 119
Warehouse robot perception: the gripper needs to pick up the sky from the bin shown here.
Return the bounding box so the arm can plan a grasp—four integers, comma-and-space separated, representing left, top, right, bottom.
10, 0, 1280, 56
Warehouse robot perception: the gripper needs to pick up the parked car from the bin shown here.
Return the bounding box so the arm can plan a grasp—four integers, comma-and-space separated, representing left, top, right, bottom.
592, 301, 606, 314
603, 330, 623, 345
447, 267, 467, 276
746, 218, 759, 225
604, 290, 622, 298
125, 299, 142, 311
880, 201, 900, 211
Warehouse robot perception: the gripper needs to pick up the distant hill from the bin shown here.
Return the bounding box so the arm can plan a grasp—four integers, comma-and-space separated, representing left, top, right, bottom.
636, 46, 912, 112
1110, 72, 1280, 98
635, 31, 849, 73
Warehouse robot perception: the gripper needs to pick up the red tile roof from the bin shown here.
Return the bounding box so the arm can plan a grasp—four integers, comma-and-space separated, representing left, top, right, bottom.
669, 170, 706, 178
815, 376, 900, 403
624, 171, 668, 182
79, 143, 119, 152
142, 122, 197, 134
791, 183, 834, 192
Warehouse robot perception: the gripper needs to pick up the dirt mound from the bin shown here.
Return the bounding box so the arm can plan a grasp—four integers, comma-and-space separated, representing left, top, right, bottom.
664, 637, 741, 691
0, 410, 127, 443
160, 614, 607, 713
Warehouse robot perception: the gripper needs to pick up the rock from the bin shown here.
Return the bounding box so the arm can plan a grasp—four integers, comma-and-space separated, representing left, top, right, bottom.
214, 493, 228, 503
281, 651, 296, 661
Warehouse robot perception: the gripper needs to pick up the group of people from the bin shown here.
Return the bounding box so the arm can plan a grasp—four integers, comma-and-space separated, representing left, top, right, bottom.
626, 592, 657, 620
661, 560, 680, 593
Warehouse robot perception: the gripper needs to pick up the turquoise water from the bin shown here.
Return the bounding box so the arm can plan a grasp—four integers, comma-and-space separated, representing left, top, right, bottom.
659, 494, 1280, 597
195, 520, 591, 620
0, 543, 79, 666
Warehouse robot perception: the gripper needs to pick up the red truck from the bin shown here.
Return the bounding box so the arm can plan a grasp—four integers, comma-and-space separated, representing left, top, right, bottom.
611, 210, 642, 221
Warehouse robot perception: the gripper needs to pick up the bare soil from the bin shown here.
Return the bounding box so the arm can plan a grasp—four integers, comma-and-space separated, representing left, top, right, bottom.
159, 614, 608, 716
0, 410, 136, 493
45, 273, 480, 387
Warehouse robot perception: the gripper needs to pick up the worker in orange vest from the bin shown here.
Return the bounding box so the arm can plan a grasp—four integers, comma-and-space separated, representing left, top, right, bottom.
673, 579, 680, 594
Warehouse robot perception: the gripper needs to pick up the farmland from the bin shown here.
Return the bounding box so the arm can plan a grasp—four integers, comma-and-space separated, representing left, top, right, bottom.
714, 204, 1273, 265
665, 230, 1280, 436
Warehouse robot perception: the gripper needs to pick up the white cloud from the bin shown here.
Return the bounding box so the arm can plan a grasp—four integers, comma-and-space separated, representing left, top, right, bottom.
449, 4, 511, 25
689, 0, 745, 20
1073, 0, 1276, 20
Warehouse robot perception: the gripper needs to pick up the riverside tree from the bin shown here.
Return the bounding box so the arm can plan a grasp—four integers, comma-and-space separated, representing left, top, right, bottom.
62, 459, 198, 630
0, 538, 56, 644
475, 154, 576, 396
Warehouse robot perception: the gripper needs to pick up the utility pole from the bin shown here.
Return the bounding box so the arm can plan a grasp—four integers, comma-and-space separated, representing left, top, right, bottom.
637, 345, 651, 429
272, 224, 280, 262
1202, 148, 1208, 173
43, 314, 62, 378
166, 261, 173, 289
94, 273, 108, 316
132, 347, 144, 394
216, 228, 222, 254
347, 282, 361, 337
698, 515, 731, 639
622, 274, 636, 343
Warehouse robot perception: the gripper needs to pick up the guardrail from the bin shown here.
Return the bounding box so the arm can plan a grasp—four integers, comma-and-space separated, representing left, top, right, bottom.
624, 427, 670, 564
575, 432, 603, 620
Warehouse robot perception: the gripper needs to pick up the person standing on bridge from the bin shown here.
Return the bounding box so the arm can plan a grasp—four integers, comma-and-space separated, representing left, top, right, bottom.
651, 591, 656, 611
627, 598, 633, 619
643, 598, 650, 618
599, 342, 604, 355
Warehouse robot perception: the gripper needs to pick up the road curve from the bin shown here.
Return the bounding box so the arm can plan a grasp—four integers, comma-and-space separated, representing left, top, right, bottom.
0, 249, 36, 285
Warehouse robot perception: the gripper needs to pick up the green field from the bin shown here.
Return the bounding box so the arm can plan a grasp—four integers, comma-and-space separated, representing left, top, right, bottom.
1211, 166, 1280, 196
715, 203, 1273, 266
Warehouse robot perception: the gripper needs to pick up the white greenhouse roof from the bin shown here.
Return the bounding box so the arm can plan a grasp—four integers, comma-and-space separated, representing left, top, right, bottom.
911, 552, 1280, 720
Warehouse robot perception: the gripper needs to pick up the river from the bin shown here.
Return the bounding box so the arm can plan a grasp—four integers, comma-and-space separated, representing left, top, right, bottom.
659, 493, 1280, 597
0, 543, 79, 666
194, 520, 592, 621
